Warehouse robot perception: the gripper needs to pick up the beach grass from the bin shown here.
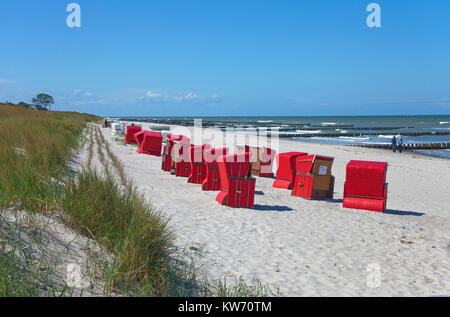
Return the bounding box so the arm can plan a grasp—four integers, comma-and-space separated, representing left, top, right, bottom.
62, 170, 175, 295
0, 105, 98, 212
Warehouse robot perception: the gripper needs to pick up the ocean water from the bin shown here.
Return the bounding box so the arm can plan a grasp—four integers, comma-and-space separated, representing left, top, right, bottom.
120, 115, 450, 159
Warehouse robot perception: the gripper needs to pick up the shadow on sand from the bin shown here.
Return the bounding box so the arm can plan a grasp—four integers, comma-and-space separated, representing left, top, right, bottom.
384, 209, 425, 217
253, 204, 294, 212
324, 198, 424, 216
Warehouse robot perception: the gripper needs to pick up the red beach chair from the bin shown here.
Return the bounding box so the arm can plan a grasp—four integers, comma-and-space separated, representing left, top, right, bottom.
292, 155, 335, 200
273, 152, 308, 189
125, 126, 142, 144
216, 153, 256, 208
236, 145, 276, 178
202, 148, 229, 191
161, 134, 181, 172
343, 160, 388, 212
259, 147, 276, 178
172, 136, 192, 177
188, 144, 211, 184
135, 131, 163, 157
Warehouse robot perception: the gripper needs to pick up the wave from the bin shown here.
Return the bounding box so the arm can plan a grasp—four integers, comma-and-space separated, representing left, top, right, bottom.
378, 135, 395, 139
296, 130, 322, 134
321, 122, 337, 126
338, 136, 370, 140
440, 121, 449, 125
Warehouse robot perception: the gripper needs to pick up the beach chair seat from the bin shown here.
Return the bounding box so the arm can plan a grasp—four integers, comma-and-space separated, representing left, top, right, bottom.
343, 160, 388, 212
188, 144, 211, 184
135, 131, 163, 157
273, 152, 308, 189
216, 153, 256, 208
292, 155, 335, 200
202, 148, 229, 191
125, 126, 142, 144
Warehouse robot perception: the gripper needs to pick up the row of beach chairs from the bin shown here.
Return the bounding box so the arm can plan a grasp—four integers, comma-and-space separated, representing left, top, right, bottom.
122, 125, 389, 212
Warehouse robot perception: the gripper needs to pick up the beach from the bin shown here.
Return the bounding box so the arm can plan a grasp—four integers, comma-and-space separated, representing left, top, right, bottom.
81, 122, 450, 296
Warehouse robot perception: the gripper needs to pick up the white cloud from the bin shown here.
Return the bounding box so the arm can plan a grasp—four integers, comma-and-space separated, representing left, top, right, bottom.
145, 90, 162, 99
0, 78, 15, 84
184, 92, 197, 100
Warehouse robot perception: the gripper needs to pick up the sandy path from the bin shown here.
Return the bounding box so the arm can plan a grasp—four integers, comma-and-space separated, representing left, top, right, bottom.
97, 123, 449, 296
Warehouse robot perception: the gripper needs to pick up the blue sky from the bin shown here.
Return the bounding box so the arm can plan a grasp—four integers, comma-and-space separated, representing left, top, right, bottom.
1, 0, 449, 116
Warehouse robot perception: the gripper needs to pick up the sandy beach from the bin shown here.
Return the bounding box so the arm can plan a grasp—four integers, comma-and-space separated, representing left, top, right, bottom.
81, 122, 450, 296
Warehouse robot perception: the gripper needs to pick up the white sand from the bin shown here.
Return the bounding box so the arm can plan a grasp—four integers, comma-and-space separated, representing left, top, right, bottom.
96, 123, 449, 296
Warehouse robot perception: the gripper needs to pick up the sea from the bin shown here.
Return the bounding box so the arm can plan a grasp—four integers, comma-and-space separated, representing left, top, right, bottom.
118, 115, 450, 160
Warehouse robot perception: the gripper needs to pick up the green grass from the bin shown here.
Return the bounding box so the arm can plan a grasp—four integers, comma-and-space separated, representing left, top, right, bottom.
62, 171, 174, 295
0, 105, 98, 212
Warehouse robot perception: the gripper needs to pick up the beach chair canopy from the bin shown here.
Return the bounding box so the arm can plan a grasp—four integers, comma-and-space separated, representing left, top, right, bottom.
345, 160, 387, 199
135, 131, 163, 156
343, 160, 389, 212
125, 126, 142, 144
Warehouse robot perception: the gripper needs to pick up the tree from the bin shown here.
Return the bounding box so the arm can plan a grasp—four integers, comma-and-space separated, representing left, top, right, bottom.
32, 93, 54, 111
16, 102, 32, 109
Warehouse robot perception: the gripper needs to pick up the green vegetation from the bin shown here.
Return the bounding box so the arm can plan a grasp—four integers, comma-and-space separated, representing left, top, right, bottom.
62, 171, 174, 295
32, 93, 55, 111
0, 105, 98, 211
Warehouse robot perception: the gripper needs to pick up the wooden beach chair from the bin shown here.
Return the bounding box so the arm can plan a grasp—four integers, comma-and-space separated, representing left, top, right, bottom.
172, 136, 192, 177
161, 135, 183, 172
236, 145, 276, 178
135, 131, 163, 157
343, 160, 388, 212
125, 126, 142, 144
291, 155, 335, 200
259, 147, 277, 178
188, 144, 211, 184
216, 152, 256, 208
202, 147, 229, 191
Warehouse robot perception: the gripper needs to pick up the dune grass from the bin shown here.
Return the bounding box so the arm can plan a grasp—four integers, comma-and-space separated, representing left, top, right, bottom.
0, 105, 98, 212
62, 171, 175, 295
